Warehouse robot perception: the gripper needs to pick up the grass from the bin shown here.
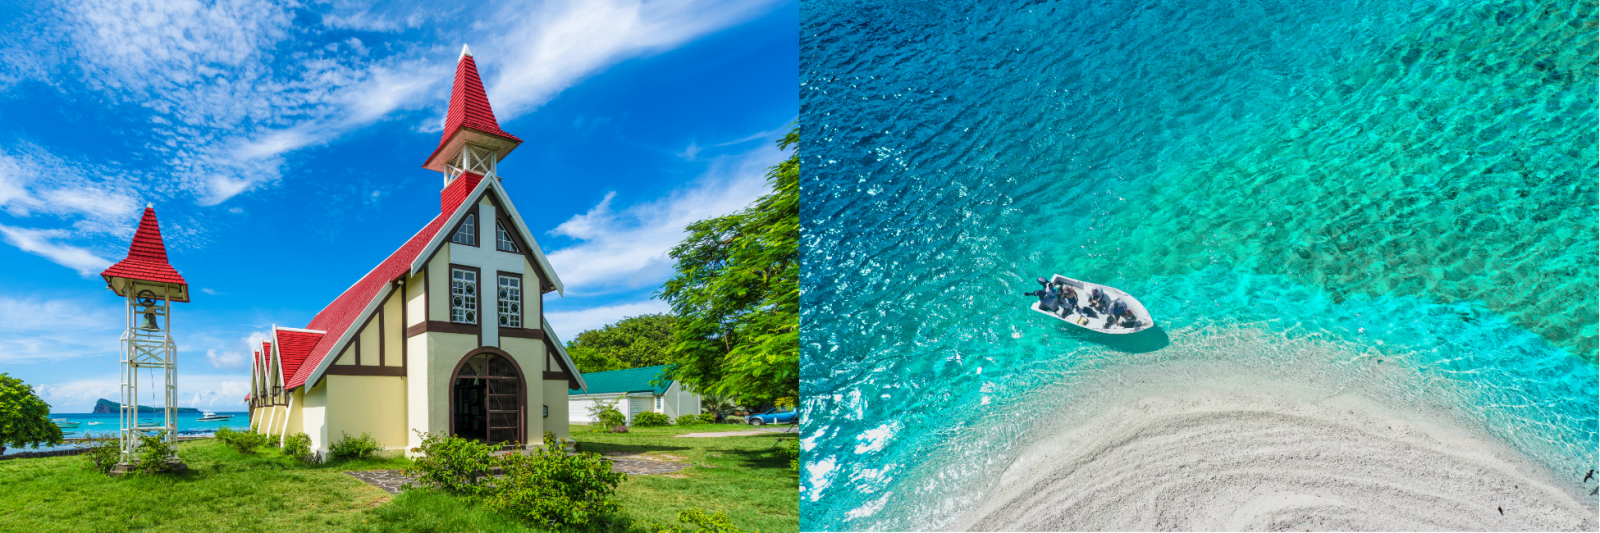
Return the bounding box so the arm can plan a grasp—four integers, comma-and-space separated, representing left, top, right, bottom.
0, 423, 798, 533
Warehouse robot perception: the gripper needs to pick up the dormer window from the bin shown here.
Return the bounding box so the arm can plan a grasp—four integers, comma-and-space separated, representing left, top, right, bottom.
495, 220, 520, 253
452, 214, 477, 246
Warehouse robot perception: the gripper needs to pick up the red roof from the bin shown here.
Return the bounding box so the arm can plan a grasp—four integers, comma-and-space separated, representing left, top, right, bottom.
101, 207, 188, 299
285, 213, 451, 390
274, 329, 324, 388
436, 53, 519, 154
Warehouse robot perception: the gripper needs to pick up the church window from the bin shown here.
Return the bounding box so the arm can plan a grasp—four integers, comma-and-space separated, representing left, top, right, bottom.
497, 275, 522, 328
452, 214, 477, 246
495, 220, 520, 253
451, 269, 477, 324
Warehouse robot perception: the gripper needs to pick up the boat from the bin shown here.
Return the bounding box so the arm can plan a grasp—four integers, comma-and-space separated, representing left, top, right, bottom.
50, 418, 79, 429
86, 421, 104, 426
1027, 274, 1155, 334
196, 411, 234, 422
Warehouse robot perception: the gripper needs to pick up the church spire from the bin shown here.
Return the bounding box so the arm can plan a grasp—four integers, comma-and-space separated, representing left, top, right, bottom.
100, 205, 189, 302
422, 45, 522, 185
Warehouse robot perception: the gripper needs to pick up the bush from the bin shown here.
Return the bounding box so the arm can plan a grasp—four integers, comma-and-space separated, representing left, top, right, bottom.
633, 411, 671, 427
215, 426, 271, 454
405, 430, 495, 495
698, 413, 716, 424
330, 431, 382, 460
675, 414, 701, 426
78, 432, 120, 474
587, 400, 626, 432
283, 432, 313, 463
134, 432, 180, 474
653, 508, 750, 533
775, 438, 798, 471
606, 426, 629, 433
724, 416, 746, 425
488, 432, 627, 528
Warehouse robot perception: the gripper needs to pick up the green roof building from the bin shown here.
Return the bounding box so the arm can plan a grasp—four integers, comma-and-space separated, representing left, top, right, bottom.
568, 365, 701, 425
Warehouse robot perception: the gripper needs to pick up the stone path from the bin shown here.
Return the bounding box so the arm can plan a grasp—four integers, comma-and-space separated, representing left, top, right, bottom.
346, 455, 690, 494
675, 426, 797, 438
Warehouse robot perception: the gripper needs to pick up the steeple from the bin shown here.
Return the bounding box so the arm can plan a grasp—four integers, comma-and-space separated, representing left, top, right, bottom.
100, 205, 189, 302
422, 45, 522, 189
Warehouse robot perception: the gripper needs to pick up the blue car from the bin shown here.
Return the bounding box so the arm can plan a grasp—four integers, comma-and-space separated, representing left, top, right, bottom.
748, 408, 797, 426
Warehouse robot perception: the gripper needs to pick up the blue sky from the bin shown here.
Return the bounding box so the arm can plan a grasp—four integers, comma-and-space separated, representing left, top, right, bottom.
0, 0, 796, 413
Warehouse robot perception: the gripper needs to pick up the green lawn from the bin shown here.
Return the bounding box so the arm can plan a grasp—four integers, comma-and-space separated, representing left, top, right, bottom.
0, 424, 798, 533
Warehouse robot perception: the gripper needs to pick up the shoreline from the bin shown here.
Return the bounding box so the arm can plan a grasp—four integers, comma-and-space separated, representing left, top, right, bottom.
955, 375, 1597, 531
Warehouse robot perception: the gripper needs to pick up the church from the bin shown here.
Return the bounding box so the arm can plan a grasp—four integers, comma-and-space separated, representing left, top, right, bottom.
247, 46, 586, 458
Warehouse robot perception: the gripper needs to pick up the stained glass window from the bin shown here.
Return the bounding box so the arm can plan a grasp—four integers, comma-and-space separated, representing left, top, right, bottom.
451, 269, 477, 324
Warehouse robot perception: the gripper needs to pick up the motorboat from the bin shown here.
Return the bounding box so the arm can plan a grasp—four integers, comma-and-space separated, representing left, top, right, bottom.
1027, 274, 1155, 334
196, 411, 234, 422
50, 418, 79, 429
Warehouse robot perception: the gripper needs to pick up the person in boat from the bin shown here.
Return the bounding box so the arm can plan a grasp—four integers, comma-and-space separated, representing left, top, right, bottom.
1060, 287, 1079, 316
1026, 286, 1061, 312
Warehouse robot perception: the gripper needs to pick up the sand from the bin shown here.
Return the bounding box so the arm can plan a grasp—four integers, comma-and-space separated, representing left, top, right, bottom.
955, 379, 1597, 531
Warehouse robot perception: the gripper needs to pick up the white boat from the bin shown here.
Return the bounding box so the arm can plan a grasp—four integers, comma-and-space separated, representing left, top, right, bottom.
196, 411, 234, 422
1027, 274, 1155, 334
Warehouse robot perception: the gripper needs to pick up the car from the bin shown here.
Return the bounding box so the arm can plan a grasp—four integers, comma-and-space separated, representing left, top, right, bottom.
748, 407, 797, 426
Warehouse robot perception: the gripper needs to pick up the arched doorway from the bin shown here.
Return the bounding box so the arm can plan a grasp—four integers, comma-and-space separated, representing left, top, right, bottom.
449, 349, 524, 444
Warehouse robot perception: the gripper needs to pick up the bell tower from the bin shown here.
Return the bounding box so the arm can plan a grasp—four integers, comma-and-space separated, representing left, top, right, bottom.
99, 205, 189, 473
422, 45, 523, 210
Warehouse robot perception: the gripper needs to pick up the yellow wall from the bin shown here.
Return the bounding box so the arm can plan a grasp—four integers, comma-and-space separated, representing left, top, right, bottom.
523, 257, 542, 318
302, 380, 327, 454
542, 380, 569, 440
412, 330, 477, 452
283, 387, 304, 441
335, 344, 354, 366
406, 269, 426, 327
502, 336, 547, 442
325, 374, 408, 452
383, 290, 403, 366
358, 317, 379, 365
427, 251, 450, 320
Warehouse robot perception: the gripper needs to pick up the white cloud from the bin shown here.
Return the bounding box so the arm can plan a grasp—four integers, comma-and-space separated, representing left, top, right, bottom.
482, 0, 779, 120
0, 225, 114, 276
546, 299, 673, 338
545, 139, 781, 294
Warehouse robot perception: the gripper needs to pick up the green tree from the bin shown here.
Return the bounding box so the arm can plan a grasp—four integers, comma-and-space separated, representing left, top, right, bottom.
658, 125, 798, 405
0, 373, 64, 455
565, 313, 678, 373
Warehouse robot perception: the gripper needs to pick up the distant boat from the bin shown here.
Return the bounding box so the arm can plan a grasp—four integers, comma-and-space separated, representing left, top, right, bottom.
196, 411, 234, 422
50, 418, 79, 429
86, 422, 104, 426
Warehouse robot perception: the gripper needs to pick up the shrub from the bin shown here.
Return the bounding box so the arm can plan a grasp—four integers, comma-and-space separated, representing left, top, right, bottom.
653, 508, 750, 533
587, 400, 626, 432
78, 432, 120, 475
698, 413, 716, 424
724, 416, 746, 425
215, 426, 271, 454
330, 431, 382, 460
134, 432, 180, 474
675, 414, 701, 426
488, 432, 626, 528
633, 411, 671, 427
775, 437, 799, 471
282, 432, 313, 463
405, 430, 495, 495
606, 426, 629, 433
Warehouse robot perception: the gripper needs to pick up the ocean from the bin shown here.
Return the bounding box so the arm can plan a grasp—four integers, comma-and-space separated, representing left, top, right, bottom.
7, 411, 254, 454
798, 0, 1598, 530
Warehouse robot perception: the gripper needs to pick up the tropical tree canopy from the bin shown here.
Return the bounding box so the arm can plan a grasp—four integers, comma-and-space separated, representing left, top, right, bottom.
565, 313, 679, 374
0, 373, 64, 453
658, 125, 798, 405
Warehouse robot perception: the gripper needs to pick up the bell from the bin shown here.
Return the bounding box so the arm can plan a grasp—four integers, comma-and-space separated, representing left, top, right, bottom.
140, 312, 160, 331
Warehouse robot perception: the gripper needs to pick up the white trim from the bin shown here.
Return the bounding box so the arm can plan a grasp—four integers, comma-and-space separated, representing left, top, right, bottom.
459, 44, 473, 61
542, 316, 586, 391
408, 177, 565, 295
271, 325, 285, 391
275, 326, 327, 334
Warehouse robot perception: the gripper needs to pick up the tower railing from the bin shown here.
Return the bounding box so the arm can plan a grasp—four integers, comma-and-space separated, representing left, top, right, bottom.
119, 285, 177, 465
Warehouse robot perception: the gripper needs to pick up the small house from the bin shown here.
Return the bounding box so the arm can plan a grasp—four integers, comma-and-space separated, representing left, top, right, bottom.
567, 365, 701, 425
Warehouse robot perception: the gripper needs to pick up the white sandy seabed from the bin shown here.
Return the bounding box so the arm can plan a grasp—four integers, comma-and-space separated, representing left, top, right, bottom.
954, 373, 1598, 531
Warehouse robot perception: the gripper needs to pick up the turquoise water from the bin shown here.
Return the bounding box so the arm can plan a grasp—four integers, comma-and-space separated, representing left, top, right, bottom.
6, 412, 253, 453
800, 0, 1597, 530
